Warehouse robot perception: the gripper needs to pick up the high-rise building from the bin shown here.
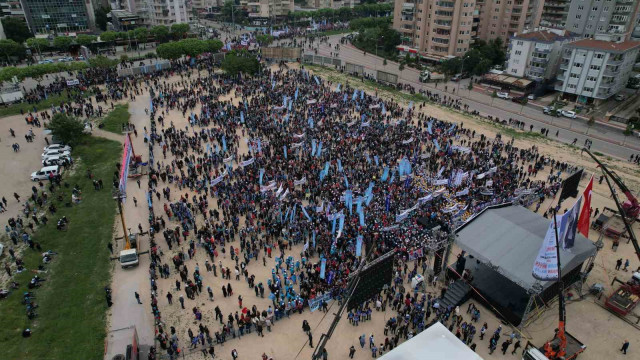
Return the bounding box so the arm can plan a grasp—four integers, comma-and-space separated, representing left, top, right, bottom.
1, 0, 25, 18
138, 0, 192, 26
505, 30, 576, 80
555, 37, 640, 103
393, 0, 476, 60
311, 0, 360, 9
539, 0, 570, 29
20, 0, 95, 34
476, 0, 543, 43
565, 0, 640, 40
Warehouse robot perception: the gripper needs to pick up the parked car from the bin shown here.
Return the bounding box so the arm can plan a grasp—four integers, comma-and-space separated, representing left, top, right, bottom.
44, 144, 71, 152
543, 106, 560, 117
451, 74, 462, 82
527, 94, 537, 100
496, 92, 510, 99
42, 155, 70, 166
561, 110, 577, 118
512, 96, 528, 104
37, 59, 54, 64
76, 55, 85, 61
41, 149, 70, 159
615, 94, 627, 101
31, 165, 61, 181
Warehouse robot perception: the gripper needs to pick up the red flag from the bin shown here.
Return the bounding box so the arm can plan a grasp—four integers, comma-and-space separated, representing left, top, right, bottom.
577, 176, 594, 237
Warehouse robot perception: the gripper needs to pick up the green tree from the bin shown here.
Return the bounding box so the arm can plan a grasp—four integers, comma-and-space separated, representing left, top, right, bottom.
88, 55, 118, 69
221, 50, 260, 75
171, 23, 190, 39
204, 39, 223, 53
256, 34, 274, 46
134, 27, 149, 47
26, 37, 49, 58
53, 36, 74, 52
1, 17, 32, 43
48, 113, 86, 146
95, 6, 110, 31
178, 38, 206, 57
398, 62, 405, 71
156, 42, 184, 60
150, 25, 170, 43
120, 54, 129, 63
76, 34, 97, 47
100, 31, 117, 44
0, 39, 26, 63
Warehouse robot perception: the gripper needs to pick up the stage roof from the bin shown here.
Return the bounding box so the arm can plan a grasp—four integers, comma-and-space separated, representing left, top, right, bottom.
379, 322, 483, 360
455, 205, 596, 290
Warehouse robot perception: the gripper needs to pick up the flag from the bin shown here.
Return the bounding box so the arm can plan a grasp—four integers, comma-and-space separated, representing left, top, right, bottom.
259, 168, 265, 185
577, 176, 593, 238
320, 258, 326, 279
356, 235, 363, 257
560, 197, 581, 249
284, 145, 287, 159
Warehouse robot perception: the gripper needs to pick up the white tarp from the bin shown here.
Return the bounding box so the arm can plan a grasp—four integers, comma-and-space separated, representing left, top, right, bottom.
380, 322, 483, 360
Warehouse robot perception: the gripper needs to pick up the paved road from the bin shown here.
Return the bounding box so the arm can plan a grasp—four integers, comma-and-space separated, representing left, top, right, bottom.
292, 34, 640, 160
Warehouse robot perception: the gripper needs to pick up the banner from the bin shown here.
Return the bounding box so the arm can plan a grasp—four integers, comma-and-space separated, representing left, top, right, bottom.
260, 182, 277, 193
434, 179, 448, 186
455, 188, 469, 197
294, 177, 307, 186
402, 137, 414, 144
356, 235, 363, 257
210, 172, 227, 186
532, 216, 561, 281
223, 156, 233, 164
320, 258, 327, 279
240, 158, 255, 167
118, 135, 132, 198
309, 293, 332, 312
560, 197, 582, 249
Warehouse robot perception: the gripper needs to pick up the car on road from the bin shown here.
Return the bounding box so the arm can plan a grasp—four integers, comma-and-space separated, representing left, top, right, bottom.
561, 110, 577, 118
615, 94, 627, 101
41, 149, 70, 159
543, 106, 560, 117
44, 144, 71, 152
38, 59, 54, 64
31, 165, 61, 181
76, 55, 85, 61
496, 92, 510, 99
512, 96, 528, 104
451, 74, 462, 82
528, 94, 537, 100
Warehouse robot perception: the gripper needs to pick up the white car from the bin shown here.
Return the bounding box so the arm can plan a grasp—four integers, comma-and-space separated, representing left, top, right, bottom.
561, 110, 577, 118
496, 92, 510, 99
31, 166, 61, 181
42, 155, 71, 166
41, 149, 70, 159
44, 144, 71, 152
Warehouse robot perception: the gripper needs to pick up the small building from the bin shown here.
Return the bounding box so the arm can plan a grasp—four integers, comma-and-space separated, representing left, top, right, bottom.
110, 9, 142, 32
555, 38, 640, 104
506, 30, 577, 82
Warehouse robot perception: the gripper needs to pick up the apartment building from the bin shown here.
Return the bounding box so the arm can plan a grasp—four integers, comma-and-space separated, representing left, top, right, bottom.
1, 0, 25, 17
311, 0, 359, 9
20, 0, 95, 34
476, 0, 543, 43
138, 0, 192, 26
393, 0, 476, 60
555, 38, 640, 103
539, 0, 570, 29
506, 30, 576, 80
565, 0, 640, 40
243, 0, 294, 20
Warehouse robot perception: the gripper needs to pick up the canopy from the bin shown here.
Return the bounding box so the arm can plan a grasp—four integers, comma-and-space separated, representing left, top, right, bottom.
380, 322, 483, 360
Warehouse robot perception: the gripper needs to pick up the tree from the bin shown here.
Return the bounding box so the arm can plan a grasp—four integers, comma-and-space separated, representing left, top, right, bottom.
88, 55, 118, 69
156, 42, 184, 60
76, 34, 97, 47
48, 113, 86, 146
26, 37, 49, 58
95, 6, 110, 31
134, 27, 149, 47
256, 34, 274, 46
1, 17, 32, 44
204, 39, 223, 53
120, 54, 129, 63
100, 31, 117, 44
150, 25, 170, 43
53, 36, 74, 52
398, 62, 405, 72
171, 23, 190, 39
221, 50, 260, 75
383, 59, 387, 66
179, 38, 206, 57
0, 39, 26, 63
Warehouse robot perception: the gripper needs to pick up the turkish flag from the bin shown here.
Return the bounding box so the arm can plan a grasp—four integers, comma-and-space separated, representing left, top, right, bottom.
577, 176, 594, 238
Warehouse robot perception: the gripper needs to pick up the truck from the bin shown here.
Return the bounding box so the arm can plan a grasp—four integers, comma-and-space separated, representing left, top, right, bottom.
522, 332, 586, 360
419, 70, 445, 83
605, 272, 640, 316
119, 232, 139, 268
105, 325, 139, 360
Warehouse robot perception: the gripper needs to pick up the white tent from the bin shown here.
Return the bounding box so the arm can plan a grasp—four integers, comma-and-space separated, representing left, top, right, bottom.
379, 322, 483, 360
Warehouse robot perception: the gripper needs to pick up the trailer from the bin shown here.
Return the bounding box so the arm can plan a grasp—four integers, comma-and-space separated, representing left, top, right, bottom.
105, 325, 139, 360
522, 332, 586, 360
345, 62, 364, 76
605, 273, 640, 316
376, 70, 398, 85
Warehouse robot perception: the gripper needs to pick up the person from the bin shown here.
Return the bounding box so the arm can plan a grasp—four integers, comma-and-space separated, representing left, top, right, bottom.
623, 259, 630, 271
231, 348, 238, 359
621, 340, 630, 354
321, 348, 328, 360
616, 258, 623, 270
135, 291, 142, 304
308, 331, 313, 348
349, 345, 356, 358
359, 334, 366, 348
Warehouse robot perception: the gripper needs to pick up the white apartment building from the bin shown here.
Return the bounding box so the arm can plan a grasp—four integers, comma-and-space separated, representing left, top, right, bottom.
243, 0, 294, 22
506, 30, 576, 81
311, 0, 359, 9
555, 38, 640, 103
131, 0, 192, 26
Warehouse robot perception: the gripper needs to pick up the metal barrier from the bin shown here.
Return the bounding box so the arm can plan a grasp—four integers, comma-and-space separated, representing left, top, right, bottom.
117, 60, 171, 77
345, 62, 364, 76
302, 54, 341, 67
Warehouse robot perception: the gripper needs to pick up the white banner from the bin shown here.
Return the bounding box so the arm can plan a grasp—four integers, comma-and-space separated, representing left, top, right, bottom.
260, 182, 277, 192
223, 156, 234, 164
240, 158, 255, 167
290, 142, 304, 148
402, 137, 414, 144
293, 133, 305, 138
210, 172, 227, 186
66, 79, 80, 86
434, 179, 448, 186
294, 177, 307, 186
279, 189, 289, 201
455, 188, 469, 197
532, 216, 562, 281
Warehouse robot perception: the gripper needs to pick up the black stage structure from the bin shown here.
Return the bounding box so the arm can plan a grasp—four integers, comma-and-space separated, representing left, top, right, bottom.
450, 204, 597, 327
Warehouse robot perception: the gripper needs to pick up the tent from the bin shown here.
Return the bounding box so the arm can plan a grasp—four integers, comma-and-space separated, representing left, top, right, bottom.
380, 322, 483, 360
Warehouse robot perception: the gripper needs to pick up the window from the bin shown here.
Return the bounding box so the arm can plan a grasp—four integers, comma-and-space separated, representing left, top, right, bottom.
590, 65, 601, 70
568, 84, 577, 89
570, 73, 580, 78
515, 50, 522, 55
587, 76, 597, 81
592, 6, 598, 11
574, 63, 583, 68
511, 68, 517, 74
517, 40, 524, 45
603, 6, 609, 11
583, 87, 594, 92
594, 53, 604, 59
576, 14, 582, 19
578, 5, 583, 10
589, 15, 595, 20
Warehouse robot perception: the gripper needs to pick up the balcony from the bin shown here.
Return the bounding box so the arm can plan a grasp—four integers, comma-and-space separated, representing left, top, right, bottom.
556, 71, 566, 81
608, 56, 624, 65
559, 62, 569, 70
604, 67, 620, 76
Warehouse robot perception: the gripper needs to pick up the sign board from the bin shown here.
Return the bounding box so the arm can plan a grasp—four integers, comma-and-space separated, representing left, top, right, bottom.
66, 79, 80, 86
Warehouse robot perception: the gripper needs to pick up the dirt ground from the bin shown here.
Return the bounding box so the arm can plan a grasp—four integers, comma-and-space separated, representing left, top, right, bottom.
1, 63, 639, 360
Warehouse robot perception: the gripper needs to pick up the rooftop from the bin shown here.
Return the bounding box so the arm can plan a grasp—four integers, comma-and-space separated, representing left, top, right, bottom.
566, 39, 640, 53
513, 30, 574, 43
110, 10, 139, 20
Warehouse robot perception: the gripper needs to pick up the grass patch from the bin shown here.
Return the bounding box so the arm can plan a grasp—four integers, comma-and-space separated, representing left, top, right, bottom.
100, 104, 130, 134
0, 90, 91, 118
593, 151, 604, 156
0, 136, 121, 360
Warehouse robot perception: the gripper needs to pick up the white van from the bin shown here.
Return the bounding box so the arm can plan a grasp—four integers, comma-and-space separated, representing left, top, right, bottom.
120, 249, 139, 268
31, 165, 61, 181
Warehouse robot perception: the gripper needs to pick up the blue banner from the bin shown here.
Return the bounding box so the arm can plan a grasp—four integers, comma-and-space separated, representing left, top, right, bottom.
284, 145, 287, 159
356, 235, 363, 257
259, 168, 265, 185
320, 258, 326, 279
222, 135, 227, 152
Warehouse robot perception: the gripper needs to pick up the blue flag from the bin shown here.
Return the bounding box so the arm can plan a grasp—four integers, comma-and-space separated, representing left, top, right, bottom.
381, 167, 389, 182
317, 141, 323, 157
433, 139, 440, 151
301, 206, 311, 221
320, 258, 326, 279
343, 93, 348, 103
259, 168, 265, 185
359, 209, 365, 227
295, 87, 299, 100
344, 175, 349, 188
284, 145, 287, 159
352, 90, 358, 101
356, 235, 363, 257
222, 135, 227, 152
337, 159, 343, 172
308, 117, 314, 129
240, 111, 244, 123
312, 139, 317, 155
